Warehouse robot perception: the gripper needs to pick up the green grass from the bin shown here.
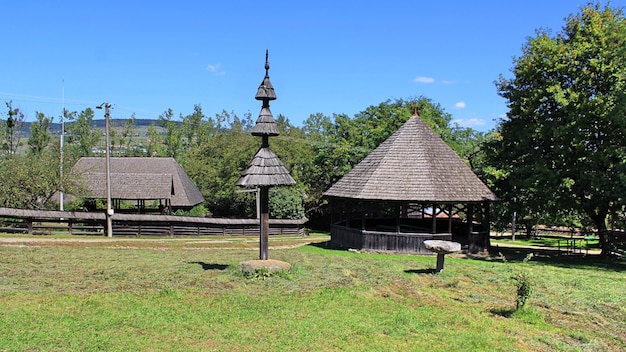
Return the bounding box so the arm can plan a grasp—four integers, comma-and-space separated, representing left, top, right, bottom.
0, 235, 624, 351
492, 236, 600, 251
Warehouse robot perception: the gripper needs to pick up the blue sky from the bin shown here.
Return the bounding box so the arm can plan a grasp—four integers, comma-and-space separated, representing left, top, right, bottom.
2, 0, 624, 132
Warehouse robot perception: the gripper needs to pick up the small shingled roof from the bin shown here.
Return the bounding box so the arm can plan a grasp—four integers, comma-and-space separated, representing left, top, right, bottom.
323, 113, 497, 203
236, 147, 296, 187
71, 157, 205, 207
251, 50, 280, 137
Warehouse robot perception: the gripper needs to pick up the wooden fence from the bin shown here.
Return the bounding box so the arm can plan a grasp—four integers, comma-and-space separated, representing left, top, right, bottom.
605, 230, 626, 258
0, 207, 307, 237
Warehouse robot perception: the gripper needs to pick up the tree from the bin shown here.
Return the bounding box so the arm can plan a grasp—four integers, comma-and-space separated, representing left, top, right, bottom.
491, 3, 626, 255
146, 123, 164, 157
3, 101, 25, 154
181, 104, 204, 150
121, 114, 138, 156
28, 112, 53, 154
0, 151, 82, 209
67, 108, 101, 157
183, 129, 258, 217
158, 108, 183, 159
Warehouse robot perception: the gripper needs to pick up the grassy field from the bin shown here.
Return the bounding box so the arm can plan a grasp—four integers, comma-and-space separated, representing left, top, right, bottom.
0, 234, 624, 351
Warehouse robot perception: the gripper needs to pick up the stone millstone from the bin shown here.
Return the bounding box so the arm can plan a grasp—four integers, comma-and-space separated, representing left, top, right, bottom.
240, 259, 291, 274
423, 240, 461, 254
423, 240, 462, 273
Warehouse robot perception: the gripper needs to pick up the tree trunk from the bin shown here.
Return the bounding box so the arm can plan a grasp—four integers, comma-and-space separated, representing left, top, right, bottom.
589, 211, 610, 258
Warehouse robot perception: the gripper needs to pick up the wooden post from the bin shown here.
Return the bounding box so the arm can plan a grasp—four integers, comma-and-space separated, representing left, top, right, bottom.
447, 204, 453, 234
468, 203, 476, 253
484, 202, 491, 248
431, 203, 437, 234
395, 203, 401, 233
259, 186, 270, 260
361, 201, 366, 230
436, 253, 445, 273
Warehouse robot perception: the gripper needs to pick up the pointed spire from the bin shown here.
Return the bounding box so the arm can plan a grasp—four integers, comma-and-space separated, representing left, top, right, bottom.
255, 50, 276, 101
251, 50, 279, 137
237, 51, 295, 188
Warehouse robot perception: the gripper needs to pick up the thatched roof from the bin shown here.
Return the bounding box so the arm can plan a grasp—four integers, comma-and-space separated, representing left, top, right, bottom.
71, 157, 205, 207
323, 114, 497, 203
236, 147, 296, 187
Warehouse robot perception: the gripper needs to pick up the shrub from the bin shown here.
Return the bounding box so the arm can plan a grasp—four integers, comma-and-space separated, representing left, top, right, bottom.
512, 271, 533, 310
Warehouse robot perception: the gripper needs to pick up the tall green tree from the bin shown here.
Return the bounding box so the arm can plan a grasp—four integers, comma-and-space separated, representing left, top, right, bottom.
121, 114, 137, 155
490, 3, 626, 254
158, 108, 183, 159
28, 112, 52, 154
66, 108, 101, 158
3, 101, 25, 155
146, 123, 164, 157
181, 105, 204, 150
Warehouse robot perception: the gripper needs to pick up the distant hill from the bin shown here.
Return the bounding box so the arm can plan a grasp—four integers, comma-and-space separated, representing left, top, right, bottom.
13, 119, 165, 136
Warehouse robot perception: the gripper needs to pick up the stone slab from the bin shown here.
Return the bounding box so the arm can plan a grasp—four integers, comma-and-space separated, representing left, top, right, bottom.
240, 259, 291, 274
423, 240, 461, 254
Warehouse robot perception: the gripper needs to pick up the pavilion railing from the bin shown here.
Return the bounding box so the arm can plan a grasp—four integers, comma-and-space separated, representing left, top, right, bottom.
330, 223, 451, 254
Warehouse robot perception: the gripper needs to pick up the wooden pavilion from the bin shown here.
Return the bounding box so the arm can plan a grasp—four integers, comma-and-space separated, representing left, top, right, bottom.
323, 111, 497, 254
70, 157, 205, 213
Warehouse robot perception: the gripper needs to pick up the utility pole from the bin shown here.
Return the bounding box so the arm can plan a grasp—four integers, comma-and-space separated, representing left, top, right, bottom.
96, 102, 113, 237
60, 79, 65, 211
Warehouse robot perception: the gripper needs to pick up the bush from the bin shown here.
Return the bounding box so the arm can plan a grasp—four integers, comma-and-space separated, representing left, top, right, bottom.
512, 271, 533, 310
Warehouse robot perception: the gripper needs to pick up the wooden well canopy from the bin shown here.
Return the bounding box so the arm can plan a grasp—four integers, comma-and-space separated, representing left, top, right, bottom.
324, 112, 497, 253
236, 51, 295, 261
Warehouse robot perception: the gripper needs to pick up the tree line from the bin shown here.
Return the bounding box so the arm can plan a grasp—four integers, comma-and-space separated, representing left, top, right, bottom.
1, 3, 625, 252
0, 95, 481, 221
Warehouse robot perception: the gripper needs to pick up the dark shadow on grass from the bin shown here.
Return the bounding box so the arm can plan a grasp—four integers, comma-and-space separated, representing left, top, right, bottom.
404, 268, 438, 274
467, 245, 626, 272
490, 307, 516, 318
187, 262, 229, 271
305, 241, 357, 252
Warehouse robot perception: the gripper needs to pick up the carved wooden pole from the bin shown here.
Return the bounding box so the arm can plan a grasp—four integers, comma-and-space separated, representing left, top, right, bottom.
259, 186, 270, 260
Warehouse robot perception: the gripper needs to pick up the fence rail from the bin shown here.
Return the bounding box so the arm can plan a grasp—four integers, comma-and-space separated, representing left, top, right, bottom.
0, 207, 307, 237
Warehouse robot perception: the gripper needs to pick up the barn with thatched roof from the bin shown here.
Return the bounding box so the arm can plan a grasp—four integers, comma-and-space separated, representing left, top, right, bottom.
70, 157, 204, 213
323, 112, 497, 253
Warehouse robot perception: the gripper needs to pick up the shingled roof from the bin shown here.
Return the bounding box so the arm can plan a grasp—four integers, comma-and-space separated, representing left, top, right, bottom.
236, 50, 295, 188
323, 113, 497, 203
71, 157, 205, 207
236, 147, 296, 187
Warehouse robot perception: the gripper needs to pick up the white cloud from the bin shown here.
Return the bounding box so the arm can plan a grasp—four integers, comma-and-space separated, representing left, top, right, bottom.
207, 64, 225, 76
413, 76, 435, 84
454, 101, 466, 109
